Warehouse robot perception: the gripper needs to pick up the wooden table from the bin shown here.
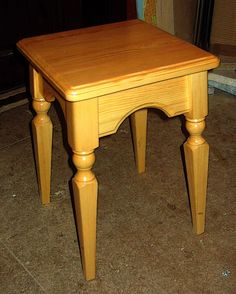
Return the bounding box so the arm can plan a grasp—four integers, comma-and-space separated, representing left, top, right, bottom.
17, 20, 219, 280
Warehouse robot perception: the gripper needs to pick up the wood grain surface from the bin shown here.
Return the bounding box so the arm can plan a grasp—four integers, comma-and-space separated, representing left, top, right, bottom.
17, 20, 219, 101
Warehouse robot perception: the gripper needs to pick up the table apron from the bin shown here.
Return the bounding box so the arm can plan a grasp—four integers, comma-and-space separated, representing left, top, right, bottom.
98, 76, 191, 137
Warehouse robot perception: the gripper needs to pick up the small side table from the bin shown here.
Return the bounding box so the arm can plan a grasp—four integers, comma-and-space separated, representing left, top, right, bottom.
17, 20, 219, 280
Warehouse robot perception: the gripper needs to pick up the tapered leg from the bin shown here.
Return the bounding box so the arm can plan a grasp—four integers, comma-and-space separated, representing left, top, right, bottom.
72, 151, 97, 280
184, 118, 209, 234
130, 109, 148, 173
30, 66, 53, 204
32, 98, 53, 204
66, 99, 99, 280
184, 71, 209, 234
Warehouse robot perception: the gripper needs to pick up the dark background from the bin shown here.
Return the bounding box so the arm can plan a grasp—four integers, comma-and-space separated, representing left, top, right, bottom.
1, 0, 225, 95
0, 0, 132, 93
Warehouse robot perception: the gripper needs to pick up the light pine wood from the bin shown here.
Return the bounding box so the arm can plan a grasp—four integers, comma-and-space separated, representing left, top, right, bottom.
66, 99, 99, 280
30, 67, 53, 205
98, 76, 190, 136
17, 20, 220, 280
184, 71, 209, 234
43, 79, 66, 116
72, 151, 97, 280
184, 124, 209, 235
17, 20, 219, 101
187, 71, 209, 119
130, 109, 148, 173
66, 99, 99, 151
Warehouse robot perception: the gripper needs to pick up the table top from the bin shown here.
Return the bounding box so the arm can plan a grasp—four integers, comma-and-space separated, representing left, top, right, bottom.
17, 20, 219, 101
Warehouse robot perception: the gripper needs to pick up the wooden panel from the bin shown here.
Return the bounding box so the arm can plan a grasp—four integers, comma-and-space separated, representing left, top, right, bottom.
98, 76, 190, 136
156, 0, 175, 34
211, 0, 236, 47
174, 0, 197, 42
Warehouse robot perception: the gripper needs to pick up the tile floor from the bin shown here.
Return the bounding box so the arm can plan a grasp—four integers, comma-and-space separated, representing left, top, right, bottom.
0, 90, 235, 293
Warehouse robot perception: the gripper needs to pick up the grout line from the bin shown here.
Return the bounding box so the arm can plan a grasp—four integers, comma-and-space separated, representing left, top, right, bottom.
0, 136, 31, 151
0, 240, 48, 293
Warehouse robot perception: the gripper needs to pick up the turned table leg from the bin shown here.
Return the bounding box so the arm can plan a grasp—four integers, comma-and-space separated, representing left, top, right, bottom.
72, 151, 97, 280
184, 72, 209, 234
184, 118, 209, 234
66, 99, 99, 280
130, 109, 148, 173
30, 68, 53, 205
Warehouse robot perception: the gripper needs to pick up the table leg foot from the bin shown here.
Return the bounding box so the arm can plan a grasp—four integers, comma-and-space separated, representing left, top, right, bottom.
72, 150, 97, 280
184, 118, 209, 235
32, 98, 53, 205
130, 109, 147, 173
